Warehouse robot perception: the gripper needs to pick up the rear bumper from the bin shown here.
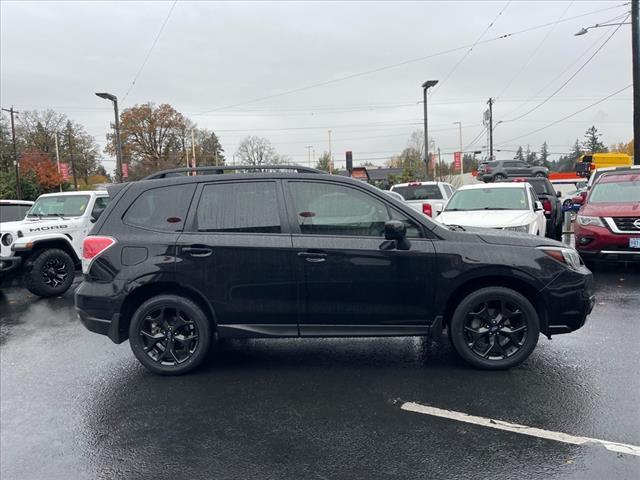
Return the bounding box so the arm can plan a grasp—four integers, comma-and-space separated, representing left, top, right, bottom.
75, 280, 127, 343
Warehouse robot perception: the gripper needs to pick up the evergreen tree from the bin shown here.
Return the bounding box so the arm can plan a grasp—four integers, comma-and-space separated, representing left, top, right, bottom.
539, 142, 550, 168
315, 151, 332, 172
582, 126, 607, 153
514, 146, 524, 161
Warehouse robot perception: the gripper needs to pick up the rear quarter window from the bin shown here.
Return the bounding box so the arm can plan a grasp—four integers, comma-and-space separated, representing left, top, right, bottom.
123, 184, 196, 231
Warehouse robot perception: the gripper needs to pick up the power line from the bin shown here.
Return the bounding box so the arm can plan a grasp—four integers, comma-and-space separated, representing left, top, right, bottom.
499, 13, 630, 125
497, 84, 632, 144
496, 1, 574, 100
193, 2, 630, 115
122, 0, 178, 103
431, 0, 511, 97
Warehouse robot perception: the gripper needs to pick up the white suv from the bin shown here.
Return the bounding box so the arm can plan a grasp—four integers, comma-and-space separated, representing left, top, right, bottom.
0, 190, 109, 297
389, 181, 456, 217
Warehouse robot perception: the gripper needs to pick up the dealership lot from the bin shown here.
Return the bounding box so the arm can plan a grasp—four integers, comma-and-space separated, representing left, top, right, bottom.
1, 265, 638, 480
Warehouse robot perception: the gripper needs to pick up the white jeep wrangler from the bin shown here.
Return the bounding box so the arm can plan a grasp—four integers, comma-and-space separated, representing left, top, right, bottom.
0, 190, 109, 297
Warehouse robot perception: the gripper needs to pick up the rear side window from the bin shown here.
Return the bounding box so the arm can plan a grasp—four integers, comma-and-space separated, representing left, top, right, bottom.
124, 184, 195, 231
0, 204, 30, 222
391, 184, 443, 200
195, 182, 281, 233
528, 179, 552, 195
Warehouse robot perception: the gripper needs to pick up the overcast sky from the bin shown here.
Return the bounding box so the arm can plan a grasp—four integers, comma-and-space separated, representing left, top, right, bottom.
1, 0, 633, 172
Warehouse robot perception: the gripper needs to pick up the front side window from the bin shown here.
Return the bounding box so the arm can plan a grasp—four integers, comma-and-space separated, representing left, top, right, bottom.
27, 195, 90, 218
289, 182, 422, 237
124, 184, 195, 231
445, 187, 529, 211
91, 197, 110, 218
195, 182, 281, 233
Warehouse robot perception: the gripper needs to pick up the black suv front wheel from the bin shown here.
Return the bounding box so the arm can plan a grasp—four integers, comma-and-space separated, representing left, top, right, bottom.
129, 295, 212, 375
449, 287, 539, 370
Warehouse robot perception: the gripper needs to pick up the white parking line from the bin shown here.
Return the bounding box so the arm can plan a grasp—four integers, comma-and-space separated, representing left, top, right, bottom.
400, 402, 640, 457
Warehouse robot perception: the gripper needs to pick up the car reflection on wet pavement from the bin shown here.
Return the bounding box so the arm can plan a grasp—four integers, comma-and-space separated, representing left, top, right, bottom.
1, 266, 639, 480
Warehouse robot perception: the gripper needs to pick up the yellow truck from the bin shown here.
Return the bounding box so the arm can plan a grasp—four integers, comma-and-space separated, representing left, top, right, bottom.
575, 152, 632, 177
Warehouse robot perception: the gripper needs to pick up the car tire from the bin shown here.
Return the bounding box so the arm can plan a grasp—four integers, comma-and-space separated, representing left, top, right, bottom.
23, 248, 75, 298
534, 172, 547, 178
449, 287, 539, 370
493, 174, 506, 182
129, 294, 212, 376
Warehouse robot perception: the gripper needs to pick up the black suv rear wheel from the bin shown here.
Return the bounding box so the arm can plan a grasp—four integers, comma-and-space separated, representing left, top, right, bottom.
129, 295, 212, 375
449, 287, 539, 369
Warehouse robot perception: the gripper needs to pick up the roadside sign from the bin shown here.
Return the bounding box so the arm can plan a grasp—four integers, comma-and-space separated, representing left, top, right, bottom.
454, 151, 462, 171
122, 163, 129, 179
59, 163, 69, 181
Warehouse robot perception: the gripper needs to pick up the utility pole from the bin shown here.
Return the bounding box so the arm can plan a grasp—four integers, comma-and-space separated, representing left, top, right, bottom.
437, 147, 442, 180
328, 129, 333, 173
306, 145, 313, 167
487, 98, 494, 161
67, 127, 78, 191
191, 129, 196, 169
2, 107, 21, 199
54, 133, 62, 192
633, 0, 639, 164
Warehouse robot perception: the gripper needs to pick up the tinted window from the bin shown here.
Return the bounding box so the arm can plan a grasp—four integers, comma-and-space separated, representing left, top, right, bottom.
0, 204, 30, 222
91, 197, 110, 219
290, 182, 391, 237
124, 184, 195, 231
391, 184, 443, 200
526, 179, 552, 195
195, 182, 281, 233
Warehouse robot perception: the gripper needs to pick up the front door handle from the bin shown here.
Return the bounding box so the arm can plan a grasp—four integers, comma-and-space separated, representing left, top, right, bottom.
183, 245, 213, 258
297, 251, 327, 263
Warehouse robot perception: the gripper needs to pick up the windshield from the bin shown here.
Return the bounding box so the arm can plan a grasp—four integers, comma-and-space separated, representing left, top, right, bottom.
445, 188, 529, 211
27, 195, 90, 217
392, 184, 443, 200
589, 178, 640, 203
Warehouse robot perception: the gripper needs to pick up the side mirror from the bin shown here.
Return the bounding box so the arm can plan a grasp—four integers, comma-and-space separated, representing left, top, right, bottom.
91, 208, 105, 223
384, 220, 406, 240
380, 220, 411, 251
556, 191, 562, 198
534, 201, 543, 211
572, 196, 584, 205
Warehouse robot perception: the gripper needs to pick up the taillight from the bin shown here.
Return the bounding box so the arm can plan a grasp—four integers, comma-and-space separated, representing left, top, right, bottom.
542, 199, 552, 214
82, 236, 116, 274
422, 203, 433, 217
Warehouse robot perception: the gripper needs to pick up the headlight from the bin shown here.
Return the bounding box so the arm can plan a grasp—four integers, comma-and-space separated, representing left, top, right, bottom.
504, 225, 528, 233
538, 247, 583, 270
1, 233, 13, 246
577, 215, 604, 227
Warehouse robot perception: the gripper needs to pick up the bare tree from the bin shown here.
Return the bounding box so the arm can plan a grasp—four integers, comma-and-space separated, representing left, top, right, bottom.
236, 136, 284, 165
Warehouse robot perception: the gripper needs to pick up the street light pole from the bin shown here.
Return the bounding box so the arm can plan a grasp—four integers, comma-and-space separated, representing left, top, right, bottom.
422, 80, 438, 181
95, 92, 124, 181
1, 107, 20, 199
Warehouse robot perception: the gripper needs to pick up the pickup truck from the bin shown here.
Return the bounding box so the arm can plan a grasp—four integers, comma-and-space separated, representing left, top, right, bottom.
0, 190, 109, 297
389, 181, 456, 217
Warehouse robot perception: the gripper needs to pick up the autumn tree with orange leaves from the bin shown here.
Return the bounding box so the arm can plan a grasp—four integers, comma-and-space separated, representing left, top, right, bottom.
19, 150, 62, 191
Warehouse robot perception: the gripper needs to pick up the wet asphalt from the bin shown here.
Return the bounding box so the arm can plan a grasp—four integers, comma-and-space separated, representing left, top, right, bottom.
1, 265, 639, 480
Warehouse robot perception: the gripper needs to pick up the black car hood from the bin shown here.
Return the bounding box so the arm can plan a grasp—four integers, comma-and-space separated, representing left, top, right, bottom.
464, 227, 564, 248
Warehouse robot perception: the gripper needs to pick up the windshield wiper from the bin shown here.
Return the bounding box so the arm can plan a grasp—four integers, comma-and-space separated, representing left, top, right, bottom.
448, 224, 466, 231
52, 213, 68, 220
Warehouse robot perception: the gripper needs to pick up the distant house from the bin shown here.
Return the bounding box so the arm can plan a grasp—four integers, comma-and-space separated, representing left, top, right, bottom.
336, 167, 405, 189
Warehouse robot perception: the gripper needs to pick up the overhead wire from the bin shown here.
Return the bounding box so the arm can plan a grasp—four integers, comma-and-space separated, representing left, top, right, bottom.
193, 2, 630, 115
122, 0, 179, 103
498, 13, 630, 126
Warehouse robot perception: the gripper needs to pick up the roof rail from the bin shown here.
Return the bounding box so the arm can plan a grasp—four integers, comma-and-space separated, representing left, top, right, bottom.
142, 165, 325, 180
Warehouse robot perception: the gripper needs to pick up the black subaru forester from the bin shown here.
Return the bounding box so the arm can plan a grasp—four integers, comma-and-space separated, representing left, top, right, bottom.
75, 166, 595, 375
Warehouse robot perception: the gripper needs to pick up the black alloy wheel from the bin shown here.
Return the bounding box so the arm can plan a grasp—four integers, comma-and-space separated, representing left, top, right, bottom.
534, 172, 546, 178
129, 295, 212, 375
41, 257, 69, 288
449, 287, 539, 369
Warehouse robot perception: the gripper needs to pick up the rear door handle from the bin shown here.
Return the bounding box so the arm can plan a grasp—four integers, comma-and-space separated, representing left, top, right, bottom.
297, 251, 327, 263
183, 245, 213, 258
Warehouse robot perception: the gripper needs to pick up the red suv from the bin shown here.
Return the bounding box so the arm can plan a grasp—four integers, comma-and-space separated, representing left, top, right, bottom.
574, 171, 640, 263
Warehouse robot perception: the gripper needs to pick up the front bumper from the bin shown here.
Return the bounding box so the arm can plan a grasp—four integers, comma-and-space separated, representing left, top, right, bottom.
0, 256, 22, 277
540, 267, 595, 335
575, 224, 640, 262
